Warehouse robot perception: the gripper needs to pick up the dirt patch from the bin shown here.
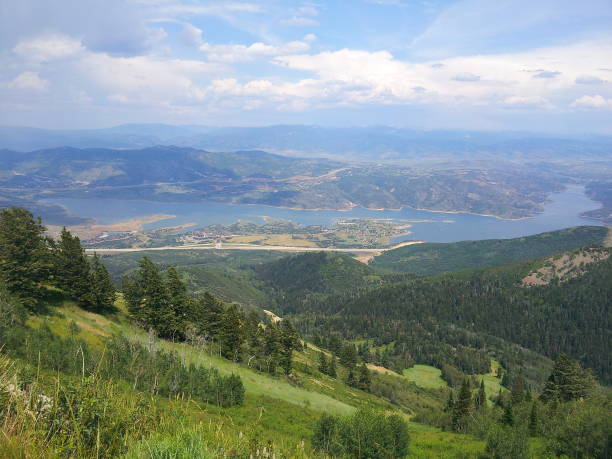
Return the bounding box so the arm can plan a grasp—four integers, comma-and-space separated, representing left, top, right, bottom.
263, 309, 283, 323
522, 247, 610, 287
367, 364, 401, 377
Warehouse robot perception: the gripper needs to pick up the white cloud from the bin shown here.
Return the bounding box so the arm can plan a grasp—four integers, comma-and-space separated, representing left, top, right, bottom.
280, 16, 319, 27
452, 72, 480, 82
6, 71, 48, 90
200, 39, 311, 63
181, 23, 204, 47
80, 53, 223, 104
575, 75, 605, 85
572, 94, 612, 109
14, 34, 84, 62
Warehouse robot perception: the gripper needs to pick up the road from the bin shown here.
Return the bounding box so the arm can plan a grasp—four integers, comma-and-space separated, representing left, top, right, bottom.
86, 241, 424, 255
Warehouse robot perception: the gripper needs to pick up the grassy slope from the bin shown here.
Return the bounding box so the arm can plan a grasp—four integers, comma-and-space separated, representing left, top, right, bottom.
371, 225, 608, 275
403, 365, 447, 389
28, 300, 491, 457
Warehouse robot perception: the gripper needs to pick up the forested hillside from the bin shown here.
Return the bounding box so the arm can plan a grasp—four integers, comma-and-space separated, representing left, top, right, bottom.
371, 226, 609, 275
283, 250, 612, 385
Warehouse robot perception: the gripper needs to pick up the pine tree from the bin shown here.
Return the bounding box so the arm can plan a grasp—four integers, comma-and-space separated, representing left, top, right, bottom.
219, 304, 243, 361
88, 253, 116, 311
55, 227, 92, 305
357, 363, 371, 391
540, 354, 595, 402
0, 207, 51, 305
511, 376, 526, 405
263, 322, 282, 373
346, 367, 357, 387
328, 354, 337, 378
339, 343, 358, 368
165, 267, 188, 338
318, 351, 328, 375
452, 379, 472, 432
475, 379, 487, 410
279, 320, 298, 375
122, 257, 174, 336
445, 390, 455, 412
528, 402, 539, 436
502, 403, 514, 426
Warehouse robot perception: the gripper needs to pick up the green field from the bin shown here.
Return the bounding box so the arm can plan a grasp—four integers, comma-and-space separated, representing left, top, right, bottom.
403, 364, 448, 389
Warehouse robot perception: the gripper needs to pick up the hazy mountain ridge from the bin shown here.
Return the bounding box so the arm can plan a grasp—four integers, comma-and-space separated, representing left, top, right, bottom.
2, 124, 612, 162
0, 145, 566, 220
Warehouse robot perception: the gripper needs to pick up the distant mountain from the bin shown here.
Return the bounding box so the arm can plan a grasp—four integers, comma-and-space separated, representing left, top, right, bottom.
0, 145, 567, 220
2, 124, 611, 162
371, 226, 610, 275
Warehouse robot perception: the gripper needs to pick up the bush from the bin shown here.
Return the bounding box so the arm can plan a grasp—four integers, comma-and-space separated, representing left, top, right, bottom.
485, 424, 530, 459
313, 409, 410, 459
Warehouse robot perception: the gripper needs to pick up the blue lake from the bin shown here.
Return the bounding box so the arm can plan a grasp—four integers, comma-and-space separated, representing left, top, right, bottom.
46, 185, 604, 243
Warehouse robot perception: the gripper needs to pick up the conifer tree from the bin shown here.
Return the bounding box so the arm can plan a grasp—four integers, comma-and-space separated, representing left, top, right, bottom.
528, 402, 539, 436
357, 363, 371, 391
502, 403, 514, 426
452, 379, 472, 432
219, 304, 243, 361
165, 267, 188, 338
540, 354, 594, 402
0, 207, 51, 304
318, 351, 328, 375
445, 390, 455, 412
122, 257, 174, 336
339, 343, 358, 368
88, 253, 116, 311
511, 376, 526, 405
346, 367, 357, 387
279, 319, 298, 375
328, 354, 337, 378
55, 227, 92, 305
475, 379, 487, 410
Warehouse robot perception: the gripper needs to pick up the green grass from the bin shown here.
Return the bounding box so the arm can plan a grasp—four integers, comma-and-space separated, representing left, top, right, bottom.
25, 300, 501, 458
403, 364, 448, 389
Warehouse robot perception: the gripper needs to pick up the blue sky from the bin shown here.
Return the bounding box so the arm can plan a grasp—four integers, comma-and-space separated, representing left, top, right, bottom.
1, 0, 611, 132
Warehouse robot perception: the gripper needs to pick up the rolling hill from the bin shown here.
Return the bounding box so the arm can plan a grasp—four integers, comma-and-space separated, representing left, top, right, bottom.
371, 226, 610, 275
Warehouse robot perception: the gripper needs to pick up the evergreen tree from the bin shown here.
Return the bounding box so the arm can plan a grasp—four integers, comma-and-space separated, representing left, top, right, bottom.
279, 319, 298, 375
339, 343, 358, 368
346, 367, 357, 387
502, 403, 514, 426
55, 227, 92, 305
475, 379, 487, 410
318, 351, 328, 375
88, 253, 116, 312
263, 322, 282, 373
165, 267, 188, 338
452, 379, 472, 432
528, 402, 539, 436
540, 354, 595, 402
357, 363, 371, 392
511, 376, 526, 405
122, 257, 174, 336
445, 390, 455, 412
0, 207, 51, 305
219, 304, 243, 361
328, 354, 337, 378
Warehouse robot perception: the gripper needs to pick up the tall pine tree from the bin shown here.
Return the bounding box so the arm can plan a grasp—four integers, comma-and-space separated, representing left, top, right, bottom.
55, 227, 93, 306
88, 253, 116, 312
0, 207, 51, 305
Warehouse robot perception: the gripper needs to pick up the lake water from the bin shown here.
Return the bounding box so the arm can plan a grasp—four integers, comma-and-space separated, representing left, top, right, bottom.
46, 185, 604, 243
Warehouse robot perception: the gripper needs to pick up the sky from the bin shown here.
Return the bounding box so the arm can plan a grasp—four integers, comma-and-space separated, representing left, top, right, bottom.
1, 0, 611, 133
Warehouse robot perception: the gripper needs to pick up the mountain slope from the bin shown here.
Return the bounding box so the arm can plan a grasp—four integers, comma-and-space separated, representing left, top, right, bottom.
284, 246, 612, 385
371, 226, 609, 275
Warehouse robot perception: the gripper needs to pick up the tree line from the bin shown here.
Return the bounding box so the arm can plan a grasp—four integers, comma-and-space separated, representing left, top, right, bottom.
0, 207, 115, 312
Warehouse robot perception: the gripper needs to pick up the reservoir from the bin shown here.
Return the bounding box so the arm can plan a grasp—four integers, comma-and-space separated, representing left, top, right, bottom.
46, 185, 604, 243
